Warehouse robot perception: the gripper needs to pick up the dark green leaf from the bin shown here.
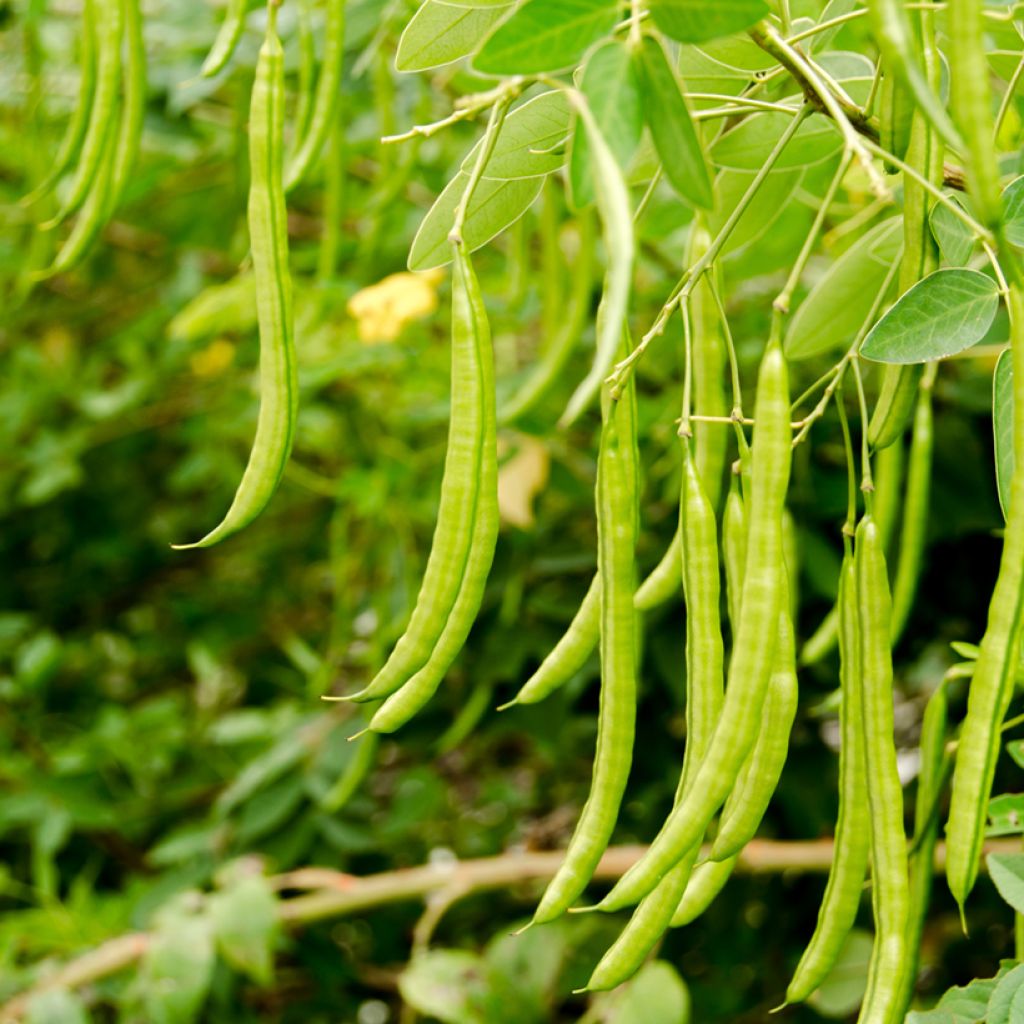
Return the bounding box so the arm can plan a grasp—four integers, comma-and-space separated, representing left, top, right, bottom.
633, 34, 712, 208
569, 40, 642, 209
860, 269, 1000, 364
994, 348, 1014, 521
649, 0, 770, 43
473, 0, 619, 75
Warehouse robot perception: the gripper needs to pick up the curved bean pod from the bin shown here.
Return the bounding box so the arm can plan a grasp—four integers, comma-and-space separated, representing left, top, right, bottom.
946, 286, 1024, 912
284, 0, 346, 191
50, 0, 124, 225
785, 555, 870, 1004
23, 0, 97, 206
201, 0, 249, 78
855, 515, 910, 1024
532, 370, 639, 925
598, 338, 791, 912
367, 243, 498, 734
582, 438, 722, 988
174, 8, 297, 548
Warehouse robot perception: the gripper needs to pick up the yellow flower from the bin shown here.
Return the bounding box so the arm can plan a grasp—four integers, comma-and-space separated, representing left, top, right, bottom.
190, 338, 236, 377
347, 269, 444, 343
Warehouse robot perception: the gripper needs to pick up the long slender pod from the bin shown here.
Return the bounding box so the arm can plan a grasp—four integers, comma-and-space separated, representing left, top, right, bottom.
868, 6, 942, 450
103, 0, 145, 216
785, 556, 870, 1004
531, 368, 639, 925
583, 437, 723, 989
500, 212, 597, 424
946, 285, 1024, 911
945, 0, 1024, 915
690, 219, 728, 513
49, 0, 124, 225
670, 855, 737, 927
174, 8, 298, 548
896, 683, 948, 1014
284, 0, 346, 191
202, 0, 249, 78
367, 244, 498, 733
855, 515, 910, 1024
598, 337, 791, 912
23, 0, 97, 206
890, 370, 934, 644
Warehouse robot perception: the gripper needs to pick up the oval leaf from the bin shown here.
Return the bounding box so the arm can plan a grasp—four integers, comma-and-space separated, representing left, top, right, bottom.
609, 960, 692, 1023
473, 0, 619, 76
860, 268, 1000, 364
396, 0, 514, 73
987, 851, 1024, 914
786, 217, 903, 360
210, 874, 280, 985
929, 193, 976, 267
633, 34, 712, 208
570, 40, 643, 208
649, 0, 770, 43
1003, 175, 1024, 248
26, 990, 90, 1024
994, 347, 1014, 521
987, 963, 1024, 1024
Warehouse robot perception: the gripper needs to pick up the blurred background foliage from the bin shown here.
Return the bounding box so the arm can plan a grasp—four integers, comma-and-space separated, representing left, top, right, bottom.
1, 0, 1024, 1021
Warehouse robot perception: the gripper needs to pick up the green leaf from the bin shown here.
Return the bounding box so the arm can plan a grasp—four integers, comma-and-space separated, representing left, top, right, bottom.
609, 960, 692, 1023
396, 0, 514, 73
712, 107, 841, 171
484, 919, 568, 1010
860, 269, 1000, 364
26, 989, 90, 1024
1003, 175, 1024, 248
988, 852, 1024, 913
711, 167, 804, 258
994, 348, 1014, 521
986, 793, 1024, 837
930, 195, 976, 267
399, 950, 492, 1024
808, 0, 859, 53
560, 93, 635, 426
648, 0, 770, 43
785, 217, 903, 361
139, 900, 215, 1024
209, 872, 280, 985
473, 0, 619, 76
410, 92, 571, 270
569, 40, 642, 209
987, 963, 1024, 1024
633, 35, 712, 209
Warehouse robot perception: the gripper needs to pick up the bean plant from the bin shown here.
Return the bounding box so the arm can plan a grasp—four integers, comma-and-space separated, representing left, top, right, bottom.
6, 0, 1024, 1021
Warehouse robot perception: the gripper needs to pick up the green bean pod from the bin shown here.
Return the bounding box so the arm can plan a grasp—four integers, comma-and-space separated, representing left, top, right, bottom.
284, 0, 346, 191
582, 438, 722, 988
202, 0, 249, 77
723, 473, 746, 636
23, 0, 97, 206
896, 682, 948, 1014
710, 599, 798, 861
50, 0, 124, 225
785, 555, 870, 1004
947, 0, 1004, 231
500, 212, 597, 425
947, 285, 1024, 912
878, 69, 914, 167
367, 244, 498, 734
532, 371, 639, 925
103, 0, 145, 218
855, 515, 910, 1024
502, 526, 681, 709
174, 9, 297, 548
598, 338, 791, 912
690, 219, 728, 514
890, 372, 933, 644
864, 0, 961, 151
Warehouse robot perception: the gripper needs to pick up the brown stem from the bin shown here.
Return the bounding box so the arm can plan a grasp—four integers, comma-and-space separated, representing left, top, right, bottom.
747, 24, 966, 191
2, 838, 1016, 1020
